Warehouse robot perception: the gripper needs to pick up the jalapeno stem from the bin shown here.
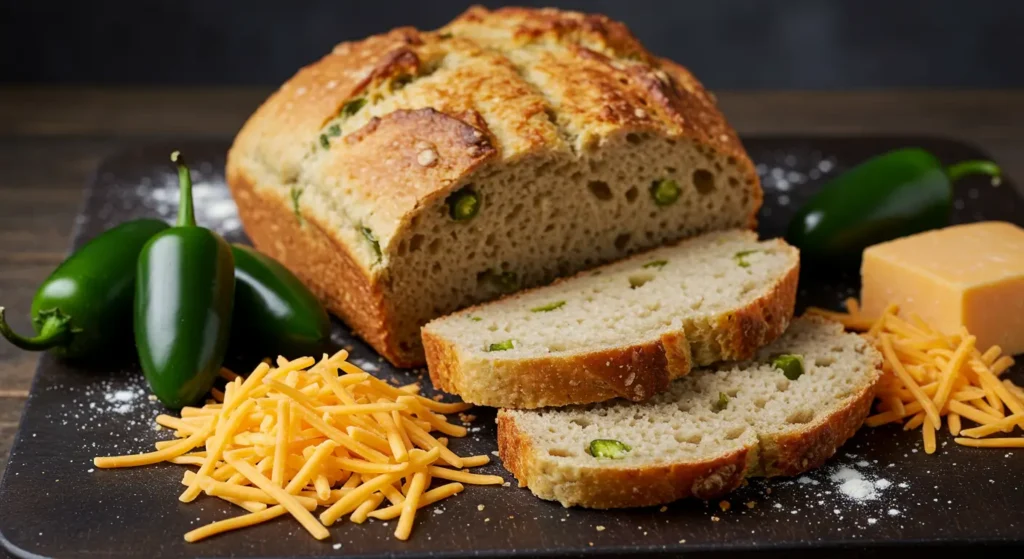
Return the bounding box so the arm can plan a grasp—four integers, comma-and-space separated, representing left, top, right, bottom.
945, 160, 1001, 183
0, 307, 72, 352
171, 151, 196, 227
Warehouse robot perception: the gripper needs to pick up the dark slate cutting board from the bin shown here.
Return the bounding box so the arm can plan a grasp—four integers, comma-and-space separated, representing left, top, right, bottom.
2, 137, 1023, 559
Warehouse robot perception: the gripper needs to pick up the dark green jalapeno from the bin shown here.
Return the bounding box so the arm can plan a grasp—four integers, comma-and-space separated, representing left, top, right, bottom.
135, 152, 235, 409
786, 148, 1001, 264
230, 244, 332, 359
0, 219, 168, 360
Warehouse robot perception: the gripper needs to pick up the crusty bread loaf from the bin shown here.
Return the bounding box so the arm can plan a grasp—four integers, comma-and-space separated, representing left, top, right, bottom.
226, 5, 761, 367
497, 316, 882, 508
423, 230, 799, 408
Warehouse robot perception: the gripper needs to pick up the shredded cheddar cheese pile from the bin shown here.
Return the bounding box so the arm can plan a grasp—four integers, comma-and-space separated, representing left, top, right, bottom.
809, 299, 1022, 454
93, 350, 502, 542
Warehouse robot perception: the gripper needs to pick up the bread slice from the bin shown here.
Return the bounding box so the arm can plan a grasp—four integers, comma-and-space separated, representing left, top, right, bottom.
422, 230, 799, 408
226, 6, 762, 368
496, 316, 882, 509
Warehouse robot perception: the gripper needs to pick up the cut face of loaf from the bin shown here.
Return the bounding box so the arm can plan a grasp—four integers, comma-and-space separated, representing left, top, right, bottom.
422, 230, 800, 408
497, 316, 883, 509
226, 6, 761, 367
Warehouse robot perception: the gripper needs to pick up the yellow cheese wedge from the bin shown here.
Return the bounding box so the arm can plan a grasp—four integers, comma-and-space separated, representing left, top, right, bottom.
861, 221, 1024, 355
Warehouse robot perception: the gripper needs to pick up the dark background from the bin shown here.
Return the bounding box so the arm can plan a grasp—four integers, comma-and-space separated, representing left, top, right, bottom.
2, 0, 1022, 89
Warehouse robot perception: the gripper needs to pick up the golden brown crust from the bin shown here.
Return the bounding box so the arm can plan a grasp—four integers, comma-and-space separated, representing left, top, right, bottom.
497, 410, 753, 509
425, 333, 676, 408
226, 165, 416, 368
320, 107, 498, 240
422, 244, 799, 409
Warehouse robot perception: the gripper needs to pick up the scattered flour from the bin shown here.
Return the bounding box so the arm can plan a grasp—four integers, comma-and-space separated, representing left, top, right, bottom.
135, 171, 241, 236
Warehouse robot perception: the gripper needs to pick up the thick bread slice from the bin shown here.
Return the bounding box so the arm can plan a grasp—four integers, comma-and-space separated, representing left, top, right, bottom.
226, 5, 761, 367
497, 316, 882, 509
423, 230, 799, 408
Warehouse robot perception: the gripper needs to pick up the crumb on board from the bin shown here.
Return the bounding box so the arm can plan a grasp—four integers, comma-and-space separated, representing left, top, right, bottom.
719, 500, 731, 512
595, 526, 605, 532
433, 394, 444, 401
478, 504, 485, 511
710, 516, 720, 522
746, 501, 756, 509
458, 413, 477, 423
659, 506, 668, 513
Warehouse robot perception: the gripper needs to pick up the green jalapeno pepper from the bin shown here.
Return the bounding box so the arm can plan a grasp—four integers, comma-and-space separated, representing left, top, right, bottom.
230, 244, 332, 359
786, 147, 1001, 264
135, 152, 235, 409
0, 219, 169, 360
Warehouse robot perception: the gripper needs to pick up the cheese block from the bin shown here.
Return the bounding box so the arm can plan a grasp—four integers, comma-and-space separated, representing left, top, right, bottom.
861, 221, 1024, 355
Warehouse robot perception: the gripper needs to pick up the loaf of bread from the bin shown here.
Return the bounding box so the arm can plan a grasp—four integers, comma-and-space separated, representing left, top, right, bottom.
423, 230, 799, 408
226, 5, 761, 367
497, 316, 882, 508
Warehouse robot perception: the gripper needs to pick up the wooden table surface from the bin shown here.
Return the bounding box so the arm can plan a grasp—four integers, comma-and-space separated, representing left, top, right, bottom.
1, 87, 1023, 481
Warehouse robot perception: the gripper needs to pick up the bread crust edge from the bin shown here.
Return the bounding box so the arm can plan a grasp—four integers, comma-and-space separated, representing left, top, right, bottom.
226, 161, 418, 368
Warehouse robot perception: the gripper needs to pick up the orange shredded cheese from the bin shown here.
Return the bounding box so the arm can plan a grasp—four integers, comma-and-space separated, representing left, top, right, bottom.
94, 351, 491, 543
808, 301, 1020, 453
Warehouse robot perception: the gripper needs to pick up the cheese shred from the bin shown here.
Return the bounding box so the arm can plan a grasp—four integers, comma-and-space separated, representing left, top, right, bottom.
808, 302, 1021, 453
94, 350, 492, 543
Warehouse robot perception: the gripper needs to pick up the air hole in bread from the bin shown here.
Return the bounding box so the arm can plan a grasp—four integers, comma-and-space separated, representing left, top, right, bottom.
534, 161, 554, 177
775, 378, 790, 392
624, 186, 638, 202
614, 233, 631, 250
674, 433, 702, 445
431, 262, 441, 274
587, 181, 613, 201
752, 396, 767, 409
725, 388, 739, 397
693, 169, 716, 194
628, 273, 654, 289
570, 171, 583, 182
570, 418, 591, 428
544, 223, 556, 233
725, 426, 745, 440
786, 409, 815, 424
505, 204, 523, 224
409, 234, 424, 252
815, 356, 836, 367
427, 238, 441, 255
397, 240, 407, 257
589, 159, 606, 173
547, 448, 573, 458
728, 177, 740, 188
619, 77, 630, 86
727, 155, 737, 165
665, 167, 677, 174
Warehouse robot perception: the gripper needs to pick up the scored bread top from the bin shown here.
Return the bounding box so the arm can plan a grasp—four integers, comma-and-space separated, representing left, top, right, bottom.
228, 5, 756, 257
497, 316, 883, 508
